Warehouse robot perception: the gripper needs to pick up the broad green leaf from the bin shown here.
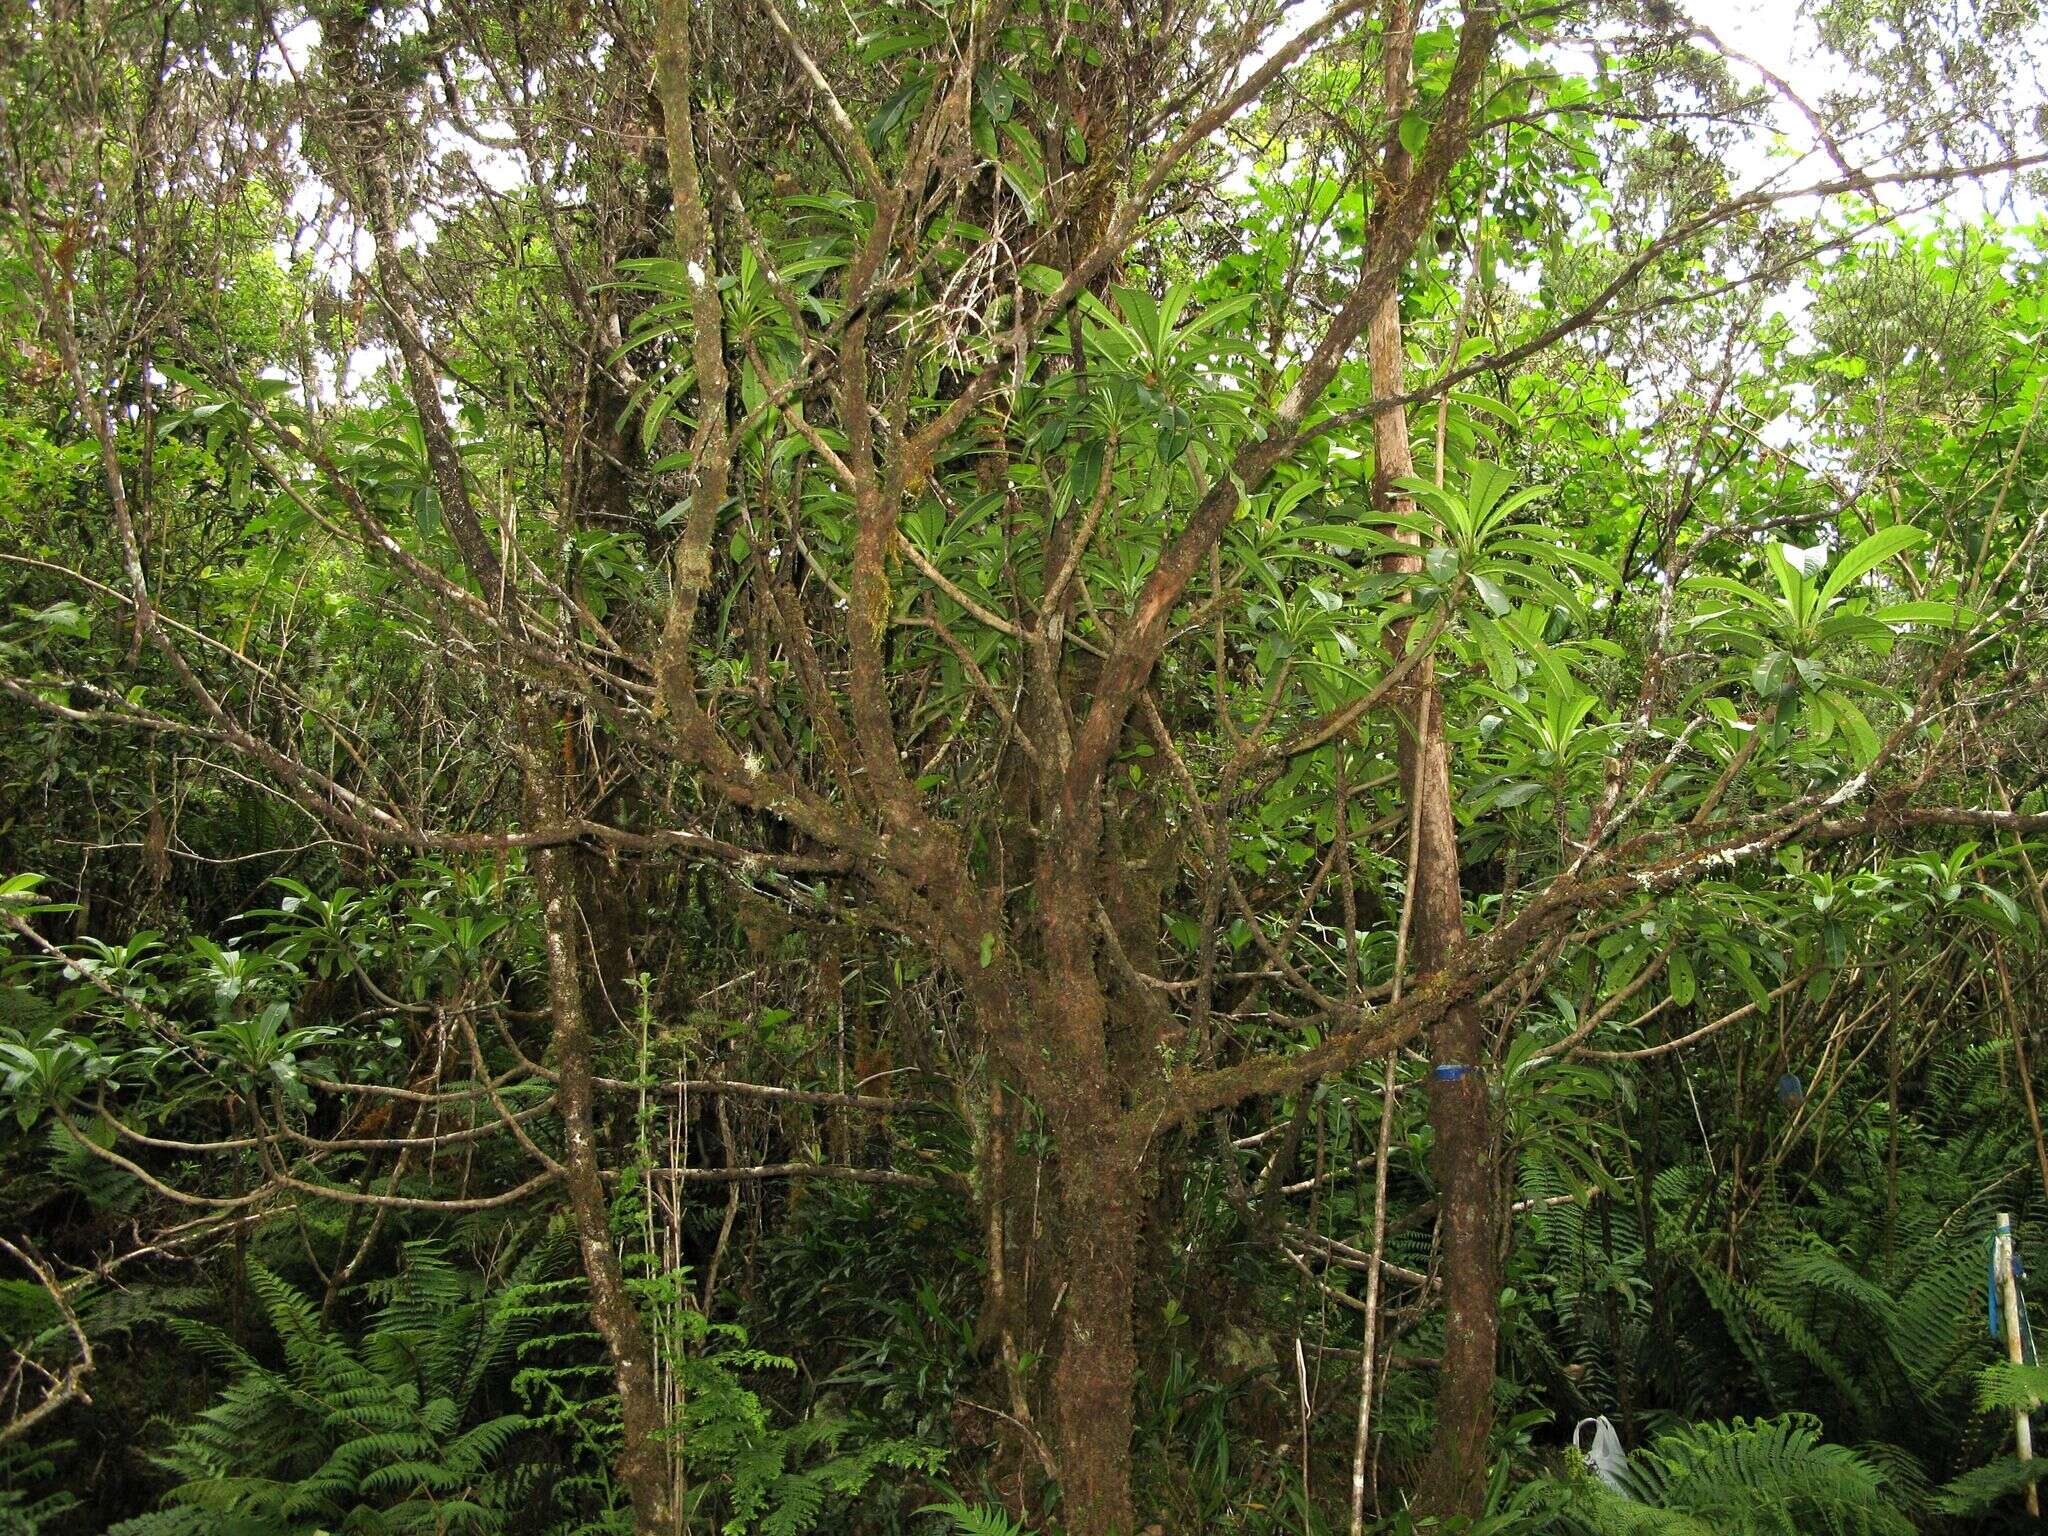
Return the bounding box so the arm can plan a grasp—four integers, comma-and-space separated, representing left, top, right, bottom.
1668, 948, 1697, 1008
1817, 525, 1930, 607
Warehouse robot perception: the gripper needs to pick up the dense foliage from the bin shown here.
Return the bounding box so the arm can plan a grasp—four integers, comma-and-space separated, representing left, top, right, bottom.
4, 0, 2048, 1531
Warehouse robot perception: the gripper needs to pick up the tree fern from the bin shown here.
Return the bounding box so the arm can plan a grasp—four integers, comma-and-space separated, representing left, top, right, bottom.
1531, 1415, 1914, 1536
1972, 1358, 2048, 1414
1932, 1452, 2048, 1514
1618, 1415, 1913, 1536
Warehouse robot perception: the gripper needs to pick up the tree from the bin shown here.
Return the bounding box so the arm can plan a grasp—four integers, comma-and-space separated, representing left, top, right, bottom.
5, 0, 2048, 1531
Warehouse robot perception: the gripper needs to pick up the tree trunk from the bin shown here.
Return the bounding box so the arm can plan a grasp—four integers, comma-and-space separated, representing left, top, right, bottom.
1048, 1114, 1142, 1536
533, 836, 678, 1534
1367, 51, 1500, 1500
1397, 702, 1499, 1516
1024, 790, 1148, 1533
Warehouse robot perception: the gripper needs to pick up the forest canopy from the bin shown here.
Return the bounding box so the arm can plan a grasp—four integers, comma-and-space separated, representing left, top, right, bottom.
4, 0, 2048, 1532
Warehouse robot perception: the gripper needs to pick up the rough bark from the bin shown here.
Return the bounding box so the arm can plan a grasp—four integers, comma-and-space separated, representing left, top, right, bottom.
1030, 806, 1143, 1534
1047, 1114, 1142, 1536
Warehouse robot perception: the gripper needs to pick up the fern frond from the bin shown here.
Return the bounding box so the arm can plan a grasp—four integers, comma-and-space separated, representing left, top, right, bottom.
1934, 1452, 2048, 1513
1975, 1359, 2048, 1413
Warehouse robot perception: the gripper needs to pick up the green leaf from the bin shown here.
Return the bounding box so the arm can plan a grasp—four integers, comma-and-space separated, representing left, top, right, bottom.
1469, 571, 1513, 615
1668, 948, 1697, 1008
22, 600, 89, 637
1784, 541, 1830, 580
1821, 689, 1880, 766
1818, 525, 1930, 607
1869, 598, 1976, 627
1752, 651, 1796, 700
0, 873, 47, 903
1067, 436, 1106, 504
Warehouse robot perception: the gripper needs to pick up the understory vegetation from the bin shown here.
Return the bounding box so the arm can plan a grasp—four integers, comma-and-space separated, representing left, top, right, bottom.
4, 0, 2048, 1530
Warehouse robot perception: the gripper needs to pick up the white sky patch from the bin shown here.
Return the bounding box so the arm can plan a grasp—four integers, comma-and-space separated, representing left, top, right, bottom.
466, 130, 529, 195
278, 15, 321, 69
341, 344, 400, 402
248, 0, 2047, 427
1687, 0, 2047, 222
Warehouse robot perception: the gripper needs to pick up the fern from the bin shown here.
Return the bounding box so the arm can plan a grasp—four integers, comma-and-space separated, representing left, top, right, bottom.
105, 1244, 544, 1536
917, 1498, 1036, 1536
1932, 1451, 2048, 1513
503, 1271, 631, 1536
1973, 1357, 2048, 1414
1530, 1415, 1914, 1536
0, 1441, 78, 1536
501, 1264, 944, 1536
680, 1318, 945, 1535
1620, 1415, 1912, 1535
